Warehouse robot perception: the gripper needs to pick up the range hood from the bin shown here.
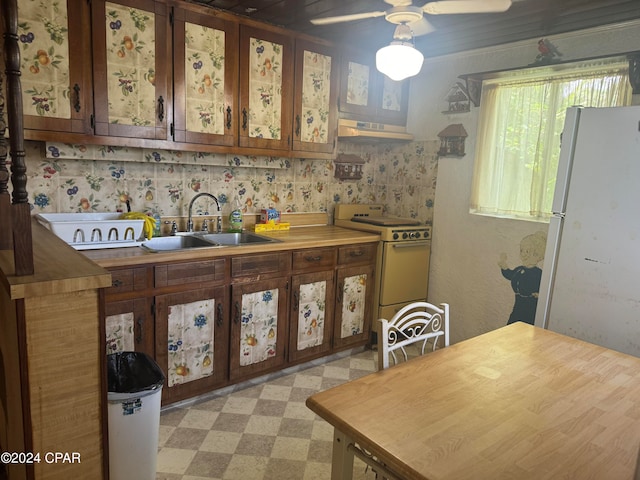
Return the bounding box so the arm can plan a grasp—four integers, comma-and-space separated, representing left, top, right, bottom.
337, 119, 414, 142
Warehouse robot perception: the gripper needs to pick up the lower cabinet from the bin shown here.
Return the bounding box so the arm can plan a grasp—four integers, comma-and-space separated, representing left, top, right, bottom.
155, 285, 229, 405
229, 277, 289, 381
103, 241, 377, 406
105, 297, 154, 357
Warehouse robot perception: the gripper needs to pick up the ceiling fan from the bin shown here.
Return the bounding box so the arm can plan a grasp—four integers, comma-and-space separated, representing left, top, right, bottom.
310, 0, 513, 37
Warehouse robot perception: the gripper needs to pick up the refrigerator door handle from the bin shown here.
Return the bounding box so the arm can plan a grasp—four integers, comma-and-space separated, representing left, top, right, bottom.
535, 215, 564, 329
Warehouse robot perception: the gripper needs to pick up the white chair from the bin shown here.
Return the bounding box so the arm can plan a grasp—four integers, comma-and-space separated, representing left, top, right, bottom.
378, 302, 450, 370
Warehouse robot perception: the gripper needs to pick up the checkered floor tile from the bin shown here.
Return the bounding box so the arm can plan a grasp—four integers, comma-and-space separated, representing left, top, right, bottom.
156, 348, 381, 480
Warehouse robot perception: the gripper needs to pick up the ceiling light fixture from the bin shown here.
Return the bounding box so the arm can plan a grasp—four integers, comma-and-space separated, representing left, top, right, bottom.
376, 23, 424, 82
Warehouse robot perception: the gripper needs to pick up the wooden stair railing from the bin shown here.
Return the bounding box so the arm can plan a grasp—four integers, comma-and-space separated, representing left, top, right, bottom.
1, 0, 35, 276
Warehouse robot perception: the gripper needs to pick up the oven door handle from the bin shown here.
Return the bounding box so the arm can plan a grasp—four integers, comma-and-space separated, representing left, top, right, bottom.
392, 241, 430, 248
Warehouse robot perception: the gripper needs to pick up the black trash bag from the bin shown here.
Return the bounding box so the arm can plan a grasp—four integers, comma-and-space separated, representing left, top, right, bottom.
107, 351, 165, 394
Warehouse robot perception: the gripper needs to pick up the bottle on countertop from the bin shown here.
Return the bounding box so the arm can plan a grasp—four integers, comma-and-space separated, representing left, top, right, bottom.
228, 196, 243, 233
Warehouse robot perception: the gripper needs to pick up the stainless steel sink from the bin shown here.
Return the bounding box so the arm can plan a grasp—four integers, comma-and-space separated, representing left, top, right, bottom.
140, 235, 221, 252
141, 231, 280, 252
196, 232, 281, 246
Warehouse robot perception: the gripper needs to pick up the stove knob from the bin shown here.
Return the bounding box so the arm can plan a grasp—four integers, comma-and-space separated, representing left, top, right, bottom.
393, 232, 399, 240
402, 232, 408, 239
415, 232, 421, 239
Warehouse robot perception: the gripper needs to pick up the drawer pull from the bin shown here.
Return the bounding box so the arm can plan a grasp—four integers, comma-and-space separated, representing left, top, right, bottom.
305, 255, 322, 262
349, 250, 364, 257
112, 279, 123, 287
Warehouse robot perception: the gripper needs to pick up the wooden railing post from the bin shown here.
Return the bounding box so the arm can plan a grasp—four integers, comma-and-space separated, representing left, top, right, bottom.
0, 72, 11, 250
2, 0, 35, 275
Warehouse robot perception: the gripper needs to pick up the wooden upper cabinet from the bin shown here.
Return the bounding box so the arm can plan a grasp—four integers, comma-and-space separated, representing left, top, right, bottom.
91, 0, 170, 139
291, 39, 338, 155
172, 5, 238, 146
338, 48, 409, 126
238, 25, 294, 151
17, 0, 93, 134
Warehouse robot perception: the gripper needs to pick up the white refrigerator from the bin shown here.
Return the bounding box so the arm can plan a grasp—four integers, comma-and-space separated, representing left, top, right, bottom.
534, 105, 640, 356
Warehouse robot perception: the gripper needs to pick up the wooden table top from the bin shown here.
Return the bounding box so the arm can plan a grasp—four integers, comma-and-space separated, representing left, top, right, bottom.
306, 323, 640, 480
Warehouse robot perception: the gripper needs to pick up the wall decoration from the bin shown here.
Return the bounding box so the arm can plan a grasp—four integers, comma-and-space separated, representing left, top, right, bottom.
334, 153, 365, 180
498, 231, 547, 326
437, 124, 467, 157
529, 38, 563, 66
442, 82, 470, 114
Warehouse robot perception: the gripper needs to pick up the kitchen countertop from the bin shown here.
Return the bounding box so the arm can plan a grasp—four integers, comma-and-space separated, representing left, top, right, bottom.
82, 225, 381, 268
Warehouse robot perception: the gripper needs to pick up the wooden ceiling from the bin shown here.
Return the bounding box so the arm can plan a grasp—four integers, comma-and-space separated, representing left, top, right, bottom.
186, 0, 640, 58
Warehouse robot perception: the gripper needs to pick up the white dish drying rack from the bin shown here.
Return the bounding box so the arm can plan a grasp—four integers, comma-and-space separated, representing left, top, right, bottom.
36, 213, 145, 250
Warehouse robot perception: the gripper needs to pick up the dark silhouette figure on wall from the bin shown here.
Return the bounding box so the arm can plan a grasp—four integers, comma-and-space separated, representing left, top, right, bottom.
498, 231, 547, 325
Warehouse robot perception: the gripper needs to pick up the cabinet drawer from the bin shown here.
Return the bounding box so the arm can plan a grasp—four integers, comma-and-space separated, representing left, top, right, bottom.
338, 243, 377, 265
292, 247, 336, 271
155, 259, 226, 287
107, 267, 148, 297
231, 252, 291, 279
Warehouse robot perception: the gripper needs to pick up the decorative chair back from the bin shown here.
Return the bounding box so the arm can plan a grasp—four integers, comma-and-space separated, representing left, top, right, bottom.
378, 302, 450, 370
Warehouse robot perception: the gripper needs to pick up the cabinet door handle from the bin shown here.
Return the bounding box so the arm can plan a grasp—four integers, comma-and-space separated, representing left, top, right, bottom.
295, 114, 301, 137
216, 302, 223, 327
73, 83, 81, 113
337, 283, 343, 303
234, 300, 241, 324
241, 108, 248, 130
158, 96, 165, 122
226, 106, 232, 130
135, 316, 143, 344
293, 291, 299, 310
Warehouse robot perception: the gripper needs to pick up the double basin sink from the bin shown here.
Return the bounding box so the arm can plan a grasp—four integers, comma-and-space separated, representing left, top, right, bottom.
141, 232, 280, 252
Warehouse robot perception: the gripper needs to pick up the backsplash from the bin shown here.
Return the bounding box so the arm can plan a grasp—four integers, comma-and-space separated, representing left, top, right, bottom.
23, 139, 439, 224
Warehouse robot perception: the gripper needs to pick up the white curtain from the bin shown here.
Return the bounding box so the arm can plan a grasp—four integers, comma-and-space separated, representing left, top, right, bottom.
470, 61, 632, 221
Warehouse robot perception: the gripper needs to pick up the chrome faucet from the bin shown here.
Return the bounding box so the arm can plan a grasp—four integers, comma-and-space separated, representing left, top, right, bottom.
187, 192, 221, 233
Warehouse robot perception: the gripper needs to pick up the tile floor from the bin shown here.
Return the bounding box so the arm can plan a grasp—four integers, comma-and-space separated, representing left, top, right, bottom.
156, 347, 381, 480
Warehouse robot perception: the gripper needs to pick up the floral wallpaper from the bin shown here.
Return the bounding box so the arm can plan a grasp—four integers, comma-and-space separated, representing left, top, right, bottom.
18, 0, 71, 119
240, 289, 279, 366
22, 139, 439, 224
340, 273, 368, 338
184, 21, 226, 135
248, 37, 283, 140
296, 280, 327, 351
104, 2, 156, 127
300, 50, 331, 145
167, 298, 216, 387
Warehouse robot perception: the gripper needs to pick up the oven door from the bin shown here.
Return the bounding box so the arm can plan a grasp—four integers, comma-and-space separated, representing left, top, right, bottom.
379, 240, 430, 306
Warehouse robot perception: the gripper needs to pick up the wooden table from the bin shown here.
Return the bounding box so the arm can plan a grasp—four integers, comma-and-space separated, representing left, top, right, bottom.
306, 322, 640, 479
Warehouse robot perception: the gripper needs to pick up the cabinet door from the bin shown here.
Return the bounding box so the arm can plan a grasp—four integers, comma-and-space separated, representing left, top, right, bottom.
291, 39, 338, 155
91, 0, 169, 139
376, 74, 409, 125
239, 25, 293, 151
289, 270, 334, 363
338, 49, 377, 119
105, 297, 154, 357
172, 6, 238, 146
17, 0, 92, 133
230, 278, 288, 381
333, 264, 374, 350
155, 286, 228, 404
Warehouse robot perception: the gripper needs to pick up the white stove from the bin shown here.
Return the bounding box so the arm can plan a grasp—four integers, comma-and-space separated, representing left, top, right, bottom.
333, 204, 432, 340
334, 204, 431, 242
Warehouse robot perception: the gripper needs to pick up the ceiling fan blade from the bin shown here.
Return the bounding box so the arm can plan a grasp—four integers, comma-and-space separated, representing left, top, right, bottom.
309, 11, 386, 25
409, 17, 435, 36
423, 0, 511, 15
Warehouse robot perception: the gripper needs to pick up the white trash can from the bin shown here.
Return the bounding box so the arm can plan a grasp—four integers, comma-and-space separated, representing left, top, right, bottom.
107, 352, 165, 480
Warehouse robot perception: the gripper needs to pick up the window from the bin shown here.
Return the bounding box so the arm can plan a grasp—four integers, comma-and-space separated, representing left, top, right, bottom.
470, 59, 631, 221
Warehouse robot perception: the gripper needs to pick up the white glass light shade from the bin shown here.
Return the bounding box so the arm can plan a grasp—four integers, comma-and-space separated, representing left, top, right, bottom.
376, 41, 424, 81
